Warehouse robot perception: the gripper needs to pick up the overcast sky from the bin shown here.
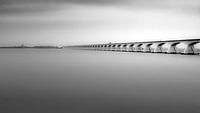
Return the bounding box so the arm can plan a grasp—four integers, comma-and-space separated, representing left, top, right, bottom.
0, 0, 200, 46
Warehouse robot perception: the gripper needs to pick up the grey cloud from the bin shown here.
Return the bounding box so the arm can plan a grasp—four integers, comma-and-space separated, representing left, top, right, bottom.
0, 0, 127, 15
0, 4, 58, 15
0, 0, 200, 15
0, 0, 125, 6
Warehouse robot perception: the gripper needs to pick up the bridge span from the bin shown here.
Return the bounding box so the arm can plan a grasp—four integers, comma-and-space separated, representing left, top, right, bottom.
68, 39, 200, 55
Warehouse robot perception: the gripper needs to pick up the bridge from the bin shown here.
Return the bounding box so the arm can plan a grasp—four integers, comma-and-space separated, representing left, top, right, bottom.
67, 39, 200, 55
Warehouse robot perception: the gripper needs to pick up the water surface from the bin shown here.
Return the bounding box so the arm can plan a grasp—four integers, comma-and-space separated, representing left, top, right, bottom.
0, 49, 200, 113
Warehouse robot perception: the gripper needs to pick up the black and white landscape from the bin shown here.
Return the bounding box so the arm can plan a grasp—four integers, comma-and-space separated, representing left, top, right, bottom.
0, 0, 200, 113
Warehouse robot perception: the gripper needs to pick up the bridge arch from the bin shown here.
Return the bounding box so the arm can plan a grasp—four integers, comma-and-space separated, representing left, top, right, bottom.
185, 42, 199, 54
116, 44, 121, 51
134, 43, 143, 52
176, 41, 199, 54
193, 43, 200, 54
94, 45, 97, 49
121, 44, 128, 51
153, 43, 165, 53
90, 45, 94, 50
110, 44, 116, 51
112, 44, 118, 51
104, 45, 109, 50
102, 45, 106, 50
127, 44, 134, 52
142, 43, 153, 52
167, 42, 180, 54
106, 44, 110, 50
112, 45, 116, 47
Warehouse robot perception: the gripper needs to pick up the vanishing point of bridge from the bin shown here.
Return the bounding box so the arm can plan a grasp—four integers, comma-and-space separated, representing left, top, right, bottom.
69, 39, 200, 55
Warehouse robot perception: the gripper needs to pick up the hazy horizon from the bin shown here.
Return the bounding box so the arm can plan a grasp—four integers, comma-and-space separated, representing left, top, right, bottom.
1, 0, 200, 46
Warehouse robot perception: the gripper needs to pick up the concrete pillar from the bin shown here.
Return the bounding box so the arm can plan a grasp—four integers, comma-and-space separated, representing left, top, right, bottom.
134, 43, 143, 52
127, 44, 134, 52
194, 43, 200, 54
96, 45, 99, 50
183, 42, 198, 54
142, 43, 152, 52
121, 44, 127, 52
167, 46, 176, 53
99, 45, 103, 51
154, 43, 165, 53
110, 45, 115, 51
116, 44, 121, 51
103, 45, 106, 50
113, 44, 118, 51
183, 45, 193, 54
167, 42, 180, 54
108, 45, 112, 51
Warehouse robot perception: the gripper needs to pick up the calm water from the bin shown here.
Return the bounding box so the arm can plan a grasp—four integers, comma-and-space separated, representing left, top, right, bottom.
0, 49, 200, 113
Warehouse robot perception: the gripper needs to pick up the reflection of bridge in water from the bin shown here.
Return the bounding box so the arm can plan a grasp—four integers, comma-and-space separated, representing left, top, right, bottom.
69, 39, 200, 55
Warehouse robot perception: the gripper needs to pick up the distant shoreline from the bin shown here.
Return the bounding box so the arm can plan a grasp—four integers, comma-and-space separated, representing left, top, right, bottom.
0, 46, 63, 49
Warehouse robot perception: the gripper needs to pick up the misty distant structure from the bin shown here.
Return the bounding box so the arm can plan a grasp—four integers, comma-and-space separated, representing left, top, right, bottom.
68, 39, 200, 55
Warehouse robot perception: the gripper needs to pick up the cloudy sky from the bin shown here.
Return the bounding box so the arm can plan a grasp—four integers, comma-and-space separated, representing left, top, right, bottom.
0, 0, 200, 46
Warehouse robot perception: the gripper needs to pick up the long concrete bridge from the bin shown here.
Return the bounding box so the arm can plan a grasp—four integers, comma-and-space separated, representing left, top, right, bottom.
68, 39, 200, 55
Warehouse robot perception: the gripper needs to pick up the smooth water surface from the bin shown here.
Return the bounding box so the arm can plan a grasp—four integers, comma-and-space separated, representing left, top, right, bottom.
0, 49, 200, 113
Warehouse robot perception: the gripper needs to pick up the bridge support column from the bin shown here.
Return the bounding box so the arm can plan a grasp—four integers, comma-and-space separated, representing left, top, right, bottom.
142, 43, 152, 52
183, 45, 194, 55
127, 44, 134, 52
167, 42, 179, 54
134, 44, 142, 52
182, 42, 199, 55
167, 46, 176, 54
154, 43, 165, 53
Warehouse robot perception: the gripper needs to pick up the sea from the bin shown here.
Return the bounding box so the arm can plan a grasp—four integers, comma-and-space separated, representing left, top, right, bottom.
0, 48, 200, 113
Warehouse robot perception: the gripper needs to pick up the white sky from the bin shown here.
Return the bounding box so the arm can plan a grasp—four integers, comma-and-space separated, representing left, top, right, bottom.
0, 0, 200, 46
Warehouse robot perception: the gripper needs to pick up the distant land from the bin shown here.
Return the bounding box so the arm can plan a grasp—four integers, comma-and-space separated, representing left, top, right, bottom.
0, 45, 63, 49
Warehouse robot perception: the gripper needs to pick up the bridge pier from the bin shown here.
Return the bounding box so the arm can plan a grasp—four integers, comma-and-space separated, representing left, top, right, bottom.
184, 45, 194, 55
121, 44, 128, 52
184, 42, 199, 55
167, 42, 180, 54
176, 41, 198, 55
194, 43, 200, 54
154, 43, 165, 53
134, 43, 143, 52
127, 44, 134, 52
114, 44, 120, 51
109, 45, 114, 51
142, 43, 152, 53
